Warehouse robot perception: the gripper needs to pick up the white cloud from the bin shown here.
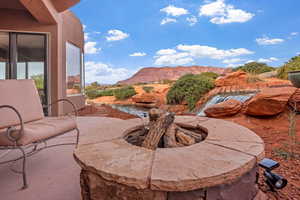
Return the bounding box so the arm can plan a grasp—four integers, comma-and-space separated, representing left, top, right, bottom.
199, 0, 254, 24
257, 57, 278, 63
186, 16, 198, 26
154, 52, 194, 66
160, 17, 177, 25
226, 63, 243, 68
222, 58, 243, 64
84, 42, 101, 54
85, 61, 136, 84
83, 24, 86, 30
200, 0, 226, 17
177, 44, 253, 59
256, 36, 284, 45
129, 52, 147, 57
288, 32, 299, 40
160, 5, 189, 17
156, 49, 177, 55
291, 32, 299, 36
154, 44, 253, 66
106, 29, 129, 41
84, 33, 89, 41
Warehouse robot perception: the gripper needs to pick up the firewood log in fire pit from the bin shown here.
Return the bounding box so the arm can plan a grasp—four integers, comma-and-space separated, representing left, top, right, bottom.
130, 108, 207, 150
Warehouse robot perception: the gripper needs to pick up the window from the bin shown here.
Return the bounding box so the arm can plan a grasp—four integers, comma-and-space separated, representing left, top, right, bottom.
66, 42, 82, 96
0, 32, 9, 79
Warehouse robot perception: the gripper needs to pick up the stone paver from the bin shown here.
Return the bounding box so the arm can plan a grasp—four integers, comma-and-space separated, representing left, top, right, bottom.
74, 138, 154, 189
78, 117, 143, 146
198, 118, 264, 143
150, 142, 256, 191
205, 140, 265, 161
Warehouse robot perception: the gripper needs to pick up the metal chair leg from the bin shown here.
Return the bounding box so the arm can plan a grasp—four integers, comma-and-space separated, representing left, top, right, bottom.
17, 146, 28, 190
75, 128, 80, 148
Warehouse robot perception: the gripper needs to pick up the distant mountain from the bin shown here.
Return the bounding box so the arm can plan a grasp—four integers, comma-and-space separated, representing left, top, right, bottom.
118, 66, 231, 85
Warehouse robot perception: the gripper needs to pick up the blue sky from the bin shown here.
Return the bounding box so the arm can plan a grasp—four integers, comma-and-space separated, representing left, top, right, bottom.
71, 0, 300, 84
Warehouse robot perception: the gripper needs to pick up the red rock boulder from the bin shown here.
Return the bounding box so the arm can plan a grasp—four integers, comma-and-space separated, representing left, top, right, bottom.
215, 71, 248, 87
289, 88, 300, 112
204, 99, 243, 118
245, 87, 297, 116
132, 93, 157, 104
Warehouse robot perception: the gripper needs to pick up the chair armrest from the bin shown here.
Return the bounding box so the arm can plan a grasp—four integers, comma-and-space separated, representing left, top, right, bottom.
47, 99, 78, 117
0, 105, 24, 143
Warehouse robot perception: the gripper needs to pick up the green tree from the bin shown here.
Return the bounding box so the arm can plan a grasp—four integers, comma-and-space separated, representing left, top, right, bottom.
234, 62, 274, 74
142, 86, 154, 93
167, 74, 214, 111
114, 86, 137, 100
277, 55, 300, 79
198, 72, 219, 79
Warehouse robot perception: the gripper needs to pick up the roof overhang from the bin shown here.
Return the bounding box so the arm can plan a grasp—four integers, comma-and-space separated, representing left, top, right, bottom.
20, 0, 58, 24
19, 0, 80, 25
51, 0, 80, 13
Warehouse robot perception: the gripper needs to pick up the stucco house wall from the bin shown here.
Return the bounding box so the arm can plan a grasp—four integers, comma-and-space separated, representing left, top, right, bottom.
0, 0, 85, 115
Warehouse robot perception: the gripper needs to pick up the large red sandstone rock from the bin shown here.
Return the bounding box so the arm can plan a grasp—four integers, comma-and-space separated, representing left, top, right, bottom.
204, 99, 242, 118
289, 88, 300, 112
132, 93, 157, 104
118, 66, 231, 85
215, 71, 248, 87
245, 87, 297, 116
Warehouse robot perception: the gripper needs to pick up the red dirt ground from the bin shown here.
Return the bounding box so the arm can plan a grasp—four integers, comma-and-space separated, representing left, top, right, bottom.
222, 110, 300, 200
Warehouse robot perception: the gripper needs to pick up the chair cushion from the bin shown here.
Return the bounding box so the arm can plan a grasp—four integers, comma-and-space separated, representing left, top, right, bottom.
0, 80, 45, 129
0, 117, 77, 146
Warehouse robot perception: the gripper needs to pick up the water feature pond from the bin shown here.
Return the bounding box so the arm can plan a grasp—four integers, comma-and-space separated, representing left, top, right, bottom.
110, 104, 150, 118
197, 93, 255, 116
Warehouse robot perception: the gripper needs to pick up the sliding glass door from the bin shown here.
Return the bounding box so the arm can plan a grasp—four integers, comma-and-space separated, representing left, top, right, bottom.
0, 32, 48, 109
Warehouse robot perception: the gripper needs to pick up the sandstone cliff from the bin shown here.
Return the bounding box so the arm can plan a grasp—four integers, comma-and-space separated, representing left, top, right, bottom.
118, 66, 231, 85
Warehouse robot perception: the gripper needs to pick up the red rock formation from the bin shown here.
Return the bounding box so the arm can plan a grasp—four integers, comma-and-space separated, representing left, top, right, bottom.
245, 87, 297, 116
118, 66, 231, 85
132, 93, 157, 104
215, 70, 248, 87
204, 99, 243, 118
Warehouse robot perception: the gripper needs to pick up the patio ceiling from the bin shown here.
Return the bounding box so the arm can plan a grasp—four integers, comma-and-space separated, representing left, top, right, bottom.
0, 0, 26, 10
0, 0, 80, 25
51, 0, 80, 12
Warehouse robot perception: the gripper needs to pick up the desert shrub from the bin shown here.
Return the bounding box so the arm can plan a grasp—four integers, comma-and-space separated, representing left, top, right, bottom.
277, 56, 300, 79
85, 89, 100, 99
134, 82, 148, 86
85, 89, 114, 99
199, 72, 219, 79
160, 79, 175, 85
142, 86, 154, 93
167, 74, 214, 111
247, 74, 264, 83
234, 62, 274, 74
114, 86, 137, 100
99, 89, 114, 96
110, 83, 123, 88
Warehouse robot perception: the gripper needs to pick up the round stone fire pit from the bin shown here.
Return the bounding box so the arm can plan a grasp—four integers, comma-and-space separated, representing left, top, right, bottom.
74, 116, 265, 200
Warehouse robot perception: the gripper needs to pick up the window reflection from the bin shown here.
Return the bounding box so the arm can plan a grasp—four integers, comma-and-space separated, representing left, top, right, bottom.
66, 42, 82, 95
17, 34, 46, 105
0, 33, 9, 80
